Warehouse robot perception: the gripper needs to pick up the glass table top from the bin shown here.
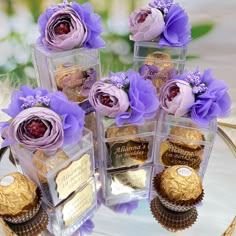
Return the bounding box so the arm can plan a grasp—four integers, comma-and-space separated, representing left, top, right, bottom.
0, 133, 235, 236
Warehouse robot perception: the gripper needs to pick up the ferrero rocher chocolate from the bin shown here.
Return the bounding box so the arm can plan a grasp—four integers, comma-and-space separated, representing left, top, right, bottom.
169, 126, 204, 150
33, 149, 69, 175
144, 52, 173, 69
160, 165, 202, 202
55, 64, 83, 90
144, 51, 175, 93
106, 125, 137, 139
0, 173, 37, 216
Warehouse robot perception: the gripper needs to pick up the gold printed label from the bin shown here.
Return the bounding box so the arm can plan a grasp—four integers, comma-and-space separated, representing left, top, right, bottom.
62, 183, 94, 227
109, 140, 149, 167
55, 153, 91, 200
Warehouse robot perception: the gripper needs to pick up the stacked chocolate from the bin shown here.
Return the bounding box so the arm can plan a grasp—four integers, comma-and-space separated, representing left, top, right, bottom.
150, 165, 204, 232
0, 173, 48, 235
160, 126, 205, 170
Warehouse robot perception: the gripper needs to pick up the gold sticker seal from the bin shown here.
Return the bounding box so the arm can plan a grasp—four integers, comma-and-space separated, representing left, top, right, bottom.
62, 183, 94, 226
55, 154, 91, 200
0, 176, 14, 186
109, 140, 149, 167
177, 167, 192, 177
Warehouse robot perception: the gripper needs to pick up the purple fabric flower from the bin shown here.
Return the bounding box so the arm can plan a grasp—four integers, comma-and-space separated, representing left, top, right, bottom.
129, 7, 165, 41
49, 91, 85, 145
38, 1, 105, 51
0, 86, 85, 148
190, 69, 231, 125
7, 107, 64, 151
2, 86, 48, 118
139, 64, 160, 81
116, 69, 159, 125
159, 3, 191, 47
88, 80, 129, 118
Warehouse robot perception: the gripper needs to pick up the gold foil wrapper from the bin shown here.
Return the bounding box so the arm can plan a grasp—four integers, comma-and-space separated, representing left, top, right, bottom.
55, 64, 83, 90
144, 52, 173, 69
55, 64, 88, 102
33, 149, 69, 175
106, 125, 138, 139
169, 126, 204, 149
160, 165, 202, 202
144, 52, 175, 93
0, 173, 37, 216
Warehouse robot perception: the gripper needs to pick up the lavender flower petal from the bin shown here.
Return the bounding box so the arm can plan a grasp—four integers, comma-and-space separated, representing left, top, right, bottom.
49, 91, 85, 145
116, 69, 159, 125
159, 3, 191, 47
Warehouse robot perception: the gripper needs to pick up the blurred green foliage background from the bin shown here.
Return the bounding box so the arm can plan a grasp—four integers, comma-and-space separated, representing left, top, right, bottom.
0, 0, 214, 88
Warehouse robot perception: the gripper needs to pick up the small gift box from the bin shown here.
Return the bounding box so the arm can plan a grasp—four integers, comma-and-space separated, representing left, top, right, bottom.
155, 109, 217, 178
97, 113, 157, 170
46, 177, 97, 236
0, 86, 98, 233
32, 0, 105, 105
156, 68, 231, 179
88, 69, 160, 205
129, 0, 190, 94
100, 166, 153, 206
32, 46, 101, 104
11, 128, 94, 207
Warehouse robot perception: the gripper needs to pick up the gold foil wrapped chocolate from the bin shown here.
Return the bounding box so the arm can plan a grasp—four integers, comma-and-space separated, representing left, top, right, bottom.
55, 64, 96, 102
169, 126, 204, 149
106, 125, 138, 139
144, 51, 175, 93
160, 165, 202, 202
0, 173, 37, 216
33, 149, 69, 175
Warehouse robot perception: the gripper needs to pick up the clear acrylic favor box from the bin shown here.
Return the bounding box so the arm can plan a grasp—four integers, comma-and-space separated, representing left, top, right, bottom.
96, 113, 157, 170
47, 177, 97, 236
100, 165, 153, 206
155, 109, 217, 179
133, 41, 187, 94
11, 128, 95, 207
32, 45, 101, 106
96, 113, 157, 205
